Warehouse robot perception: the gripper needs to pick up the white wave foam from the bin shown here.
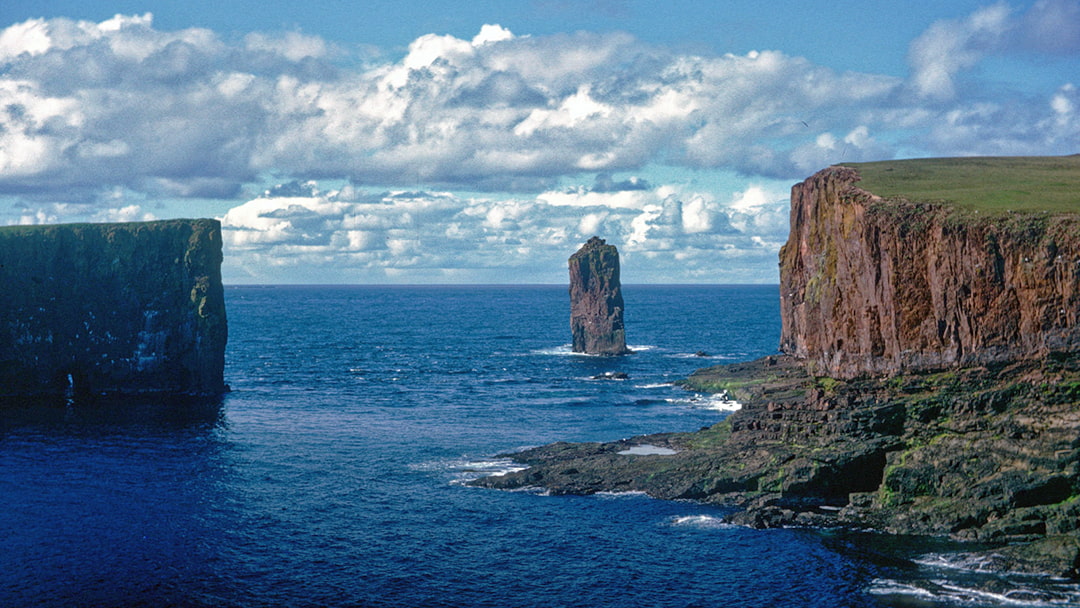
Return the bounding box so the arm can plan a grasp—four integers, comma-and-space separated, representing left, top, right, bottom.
530, 344, 653, 356
667, 392, 742, 412
697, 393, 742, 411
928, 579, 1080, 606
666, 353, 739, 360
915, 552, 1006, 573
871, 565, 1080, 607
595, 490, 649, 499
530, 345, 578, 356
636, 382, 672, 389
866, 579, 938, 601
668, 515, 734, 529
444, 457, 529, 485
505, 485, 550, 496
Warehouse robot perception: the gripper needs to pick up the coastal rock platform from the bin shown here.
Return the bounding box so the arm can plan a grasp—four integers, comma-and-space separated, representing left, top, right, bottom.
475, 157, 1080, 579
473, 354, 1080, 577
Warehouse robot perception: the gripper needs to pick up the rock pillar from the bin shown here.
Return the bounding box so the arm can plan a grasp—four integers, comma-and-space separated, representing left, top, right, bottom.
569, 236, 630, 355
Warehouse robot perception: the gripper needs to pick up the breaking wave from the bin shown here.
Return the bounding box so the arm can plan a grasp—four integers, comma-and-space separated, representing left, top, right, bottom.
667, 515, 735, 529
667, 392, 742, 412
869, 551, 1080, 606
424, 457, 530, 485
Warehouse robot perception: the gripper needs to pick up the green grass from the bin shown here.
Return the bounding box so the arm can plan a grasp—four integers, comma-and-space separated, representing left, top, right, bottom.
840, 155, 1080, 215
0, 218, 207, 237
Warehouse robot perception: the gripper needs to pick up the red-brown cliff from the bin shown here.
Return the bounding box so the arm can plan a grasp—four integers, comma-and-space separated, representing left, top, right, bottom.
569, 236, 630, 355
780, 165, 1080, 378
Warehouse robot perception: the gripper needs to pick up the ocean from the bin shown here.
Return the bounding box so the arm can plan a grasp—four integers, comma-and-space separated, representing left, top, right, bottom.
2, 285, 1078, 607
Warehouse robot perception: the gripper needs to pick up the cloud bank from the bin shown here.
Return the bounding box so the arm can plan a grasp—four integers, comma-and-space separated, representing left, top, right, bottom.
220, 179, 790, 283
1, 3, 1078, 282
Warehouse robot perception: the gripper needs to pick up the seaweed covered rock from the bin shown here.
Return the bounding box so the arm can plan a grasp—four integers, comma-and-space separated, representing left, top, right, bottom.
0, 219, 228, 398
569, 236, 629, 355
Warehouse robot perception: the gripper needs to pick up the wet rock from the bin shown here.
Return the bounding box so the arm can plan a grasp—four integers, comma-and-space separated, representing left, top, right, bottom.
569, 236, 630, 355
974, 535, 1080, 578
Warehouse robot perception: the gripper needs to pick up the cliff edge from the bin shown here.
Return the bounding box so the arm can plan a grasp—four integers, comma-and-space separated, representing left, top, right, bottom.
0, 219, 228, 398
474, 157, 1080, 578
781, 158, 1080, 379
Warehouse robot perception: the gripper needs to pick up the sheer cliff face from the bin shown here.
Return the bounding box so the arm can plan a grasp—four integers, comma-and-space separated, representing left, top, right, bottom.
0, 219, 227, 397
780, 167, 1080, 379
569, 237, 629, 355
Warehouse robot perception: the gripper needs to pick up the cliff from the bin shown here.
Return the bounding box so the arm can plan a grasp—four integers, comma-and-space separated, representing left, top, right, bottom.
569, 236, 630, 355
780, 158, 1080, 379
474, 157, 1080, 578
0, 219, 228, 398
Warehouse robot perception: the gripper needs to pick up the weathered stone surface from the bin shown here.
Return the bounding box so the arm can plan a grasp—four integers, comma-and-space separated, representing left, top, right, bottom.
569, 236, 629, 355
0, 219, 228, 398
474, 354, 1080, 575
780, 165, 1080, 379
476, 159, 1080, 578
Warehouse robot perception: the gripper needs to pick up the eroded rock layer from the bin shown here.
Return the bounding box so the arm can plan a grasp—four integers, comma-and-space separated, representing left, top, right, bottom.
475, 159, 1080, 578
0, 219, 227, 398
569, 236, 629, 355
780, 166, 1080, 379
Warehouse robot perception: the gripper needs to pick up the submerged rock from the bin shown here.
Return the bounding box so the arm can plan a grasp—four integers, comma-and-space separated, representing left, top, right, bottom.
591, 371, 629, 380
569, 236, 630, 355
0, 219, 228, 398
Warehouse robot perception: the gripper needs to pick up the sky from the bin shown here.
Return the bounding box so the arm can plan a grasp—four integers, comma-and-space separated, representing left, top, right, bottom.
1, 1, 1078, 284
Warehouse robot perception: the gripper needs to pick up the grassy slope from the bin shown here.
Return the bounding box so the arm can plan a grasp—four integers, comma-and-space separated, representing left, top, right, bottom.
840, 155, 1080, 214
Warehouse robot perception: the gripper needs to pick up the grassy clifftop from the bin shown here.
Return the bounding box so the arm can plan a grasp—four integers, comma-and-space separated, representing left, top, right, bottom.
840, 155, 1080, 214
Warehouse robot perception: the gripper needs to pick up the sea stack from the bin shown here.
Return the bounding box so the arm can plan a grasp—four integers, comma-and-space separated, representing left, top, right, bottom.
569, 236, 630, 355
0, 219, 228, 399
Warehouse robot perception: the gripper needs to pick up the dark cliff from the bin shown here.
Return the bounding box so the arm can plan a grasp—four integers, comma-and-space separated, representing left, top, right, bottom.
780, 160, 1080, 379
569, 236, 630, 355
0, 219, 227, 398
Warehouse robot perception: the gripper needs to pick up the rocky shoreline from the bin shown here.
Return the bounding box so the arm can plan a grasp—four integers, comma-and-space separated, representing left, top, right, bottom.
473, 158, 1080, 579
471, 354, 1080, 578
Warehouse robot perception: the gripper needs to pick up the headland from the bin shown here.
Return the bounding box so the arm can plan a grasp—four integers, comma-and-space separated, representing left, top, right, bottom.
0, 219, 228, 399
473, 156, 1080, 578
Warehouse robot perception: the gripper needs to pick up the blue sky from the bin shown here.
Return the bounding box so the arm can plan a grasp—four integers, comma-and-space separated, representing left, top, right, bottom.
1, 1, 1078, 283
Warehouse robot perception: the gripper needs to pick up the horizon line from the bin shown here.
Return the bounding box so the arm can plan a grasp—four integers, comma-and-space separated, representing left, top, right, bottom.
224, 282, 782, 288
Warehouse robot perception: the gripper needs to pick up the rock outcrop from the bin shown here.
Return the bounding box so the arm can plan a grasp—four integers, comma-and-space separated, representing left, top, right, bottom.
569, 236, 630, 355
0, 219, 228, 399
475, 158, 1080, 578
780, 165, 1080, 379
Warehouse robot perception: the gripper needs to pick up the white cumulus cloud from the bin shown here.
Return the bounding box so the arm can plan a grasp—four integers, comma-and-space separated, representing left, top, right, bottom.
218, 176, 792, 283
1, 6, 1078, 282
1, 9, 1077, 205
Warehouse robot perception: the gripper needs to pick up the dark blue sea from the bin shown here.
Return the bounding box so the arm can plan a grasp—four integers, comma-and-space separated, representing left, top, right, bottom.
3, 285, 1079, 607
